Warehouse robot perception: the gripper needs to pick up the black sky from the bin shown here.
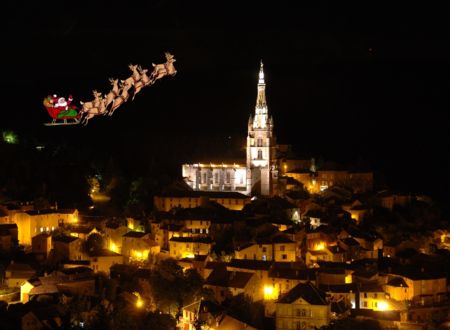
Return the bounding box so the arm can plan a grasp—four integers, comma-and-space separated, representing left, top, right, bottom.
2, 2, 450, 201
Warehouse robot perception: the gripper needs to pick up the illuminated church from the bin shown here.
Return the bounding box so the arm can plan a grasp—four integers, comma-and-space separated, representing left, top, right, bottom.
182, 62, 278, 196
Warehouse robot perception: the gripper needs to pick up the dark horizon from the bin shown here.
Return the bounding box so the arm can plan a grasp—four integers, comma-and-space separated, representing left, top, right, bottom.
2, 2, 450, 204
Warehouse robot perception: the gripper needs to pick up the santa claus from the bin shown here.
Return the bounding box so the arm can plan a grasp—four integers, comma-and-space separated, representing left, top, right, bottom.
52, 94, 73, 111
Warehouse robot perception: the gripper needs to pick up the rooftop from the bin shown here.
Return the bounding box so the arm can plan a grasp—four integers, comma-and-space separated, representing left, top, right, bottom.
277, 282, 328, 305
206, 269, 254, 289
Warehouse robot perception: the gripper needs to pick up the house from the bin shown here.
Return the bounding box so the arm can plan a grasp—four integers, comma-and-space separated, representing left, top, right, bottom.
377, 191, 412, 210
276, 282, 331, 330
169, 236, 213, 259
338, 237, 361, 261
306, 226, 337, 252
356, 282, 388, 311
306, 245, 346, 266
11, 208, 79, 245
52, 235, 84, 260
218, 314, 258, 330
29, 268, 96, 298
227, 258, 273, 288
68, 225, 99, 240
268, 267, 317, 300
89, 249, 124, 274
384, 267, 447, 305
5, 262, 36, 288
177, 254, 210, 272
205, 268, 262, 303
126, 217, 146, 232
180, 299, 258, 330
121, 231, 160, 262
316, 267, 352, 285
154, 191, 251, 211
0, 223, 18, 252
234, 235, 296, 262
180, 299, 224, 330
104, 222, 129, 254
31, 232, 52, 258
319, 283, 356, 308
341, 200, 371, 224
155, 223, 185, 250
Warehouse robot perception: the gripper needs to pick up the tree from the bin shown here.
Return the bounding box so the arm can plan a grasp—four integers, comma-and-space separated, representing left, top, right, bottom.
223, 293, 265, 329
139, 311, 176, 330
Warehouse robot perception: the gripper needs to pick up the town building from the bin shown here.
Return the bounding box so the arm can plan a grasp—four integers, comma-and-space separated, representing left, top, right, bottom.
10, 209, 79, 246
276, 282, 331, 330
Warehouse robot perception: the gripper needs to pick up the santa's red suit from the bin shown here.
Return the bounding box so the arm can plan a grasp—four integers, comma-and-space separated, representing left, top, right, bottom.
52, 95, 73, 111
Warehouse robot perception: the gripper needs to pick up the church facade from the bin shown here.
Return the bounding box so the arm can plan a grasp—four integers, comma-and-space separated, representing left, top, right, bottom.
182, 62, 278, 196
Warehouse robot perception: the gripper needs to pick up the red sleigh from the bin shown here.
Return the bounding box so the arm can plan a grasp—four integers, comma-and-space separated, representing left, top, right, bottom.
43, 98, 81, 126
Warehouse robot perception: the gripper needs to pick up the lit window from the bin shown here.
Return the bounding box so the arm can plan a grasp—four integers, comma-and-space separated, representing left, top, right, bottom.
40, 227, 43, 232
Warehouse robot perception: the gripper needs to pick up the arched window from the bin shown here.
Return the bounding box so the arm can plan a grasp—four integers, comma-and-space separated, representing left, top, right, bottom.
257, 138, 263, 147
257, 150, 263, 159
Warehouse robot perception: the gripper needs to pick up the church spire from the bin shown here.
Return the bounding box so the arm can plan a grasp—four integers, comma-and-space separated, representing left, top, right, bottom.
256, 60, 267, 109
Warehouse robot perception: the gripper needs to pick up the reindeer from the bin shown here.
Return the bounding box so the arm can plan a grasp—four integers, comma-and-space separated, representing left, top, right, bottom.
150, 52, 177, 82
109, 79, 133, 116
103, 78, 120, 111
79, 90, 103, 115
131, 66, 152, 101
123, 64, 141, 89
81, 98, 108, 126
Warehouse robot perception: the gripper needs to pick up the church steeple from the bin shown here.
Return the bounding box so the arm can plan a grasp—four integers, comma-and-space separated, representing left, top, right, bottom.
253, 60, 269, 129
256, 60, 267, 109
247, 60, 277, 196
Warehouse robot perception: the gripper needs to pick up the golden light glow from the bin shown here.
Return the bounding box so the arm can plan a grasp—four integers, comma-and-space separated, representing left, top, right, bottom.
131, 249, 149, 261
128, 222, 134, 230
378, 301, 389, 311
182, 252, 195, 259
263, 285, 278, 300
109, 242, 119, 253
345, 274, 352, 284
133, 292, 144, 308
314, 242, 326, 251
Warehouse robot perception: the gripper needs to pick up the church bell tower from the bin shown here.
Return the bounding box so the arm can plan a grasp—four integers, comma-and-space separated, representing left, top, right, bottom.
246, 61, 278, 196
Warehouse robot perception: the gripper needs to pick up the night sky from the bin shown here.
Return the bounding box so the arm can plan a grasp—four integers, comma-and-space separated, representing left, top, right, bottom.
2, 2, 450, 202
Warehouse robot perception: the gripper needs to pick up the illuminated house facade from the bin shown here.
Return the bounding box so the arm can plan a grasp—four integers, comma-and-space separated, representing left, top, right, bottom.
183, 62, 278, 196
11, 209, 79, 246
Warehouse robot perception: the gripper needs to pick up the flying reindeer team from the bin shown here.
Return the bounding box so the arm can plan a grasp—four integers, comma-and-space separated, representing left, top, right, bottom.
44, 52, 177, 126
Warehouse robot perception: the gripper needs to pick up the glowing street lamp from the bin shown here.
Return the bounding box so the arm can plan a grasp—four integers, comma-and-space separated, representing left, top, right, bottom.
133, 292, 144, 308
378, 301, 389, 311
263, 285, 278, 300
